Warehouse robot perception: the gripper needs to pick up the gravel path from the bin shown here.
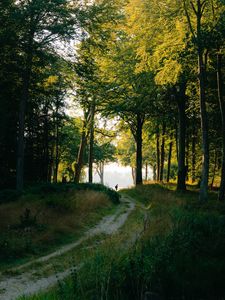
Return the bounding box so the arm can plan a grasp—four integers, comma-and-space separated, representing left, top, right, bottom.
0, 195, 135, 300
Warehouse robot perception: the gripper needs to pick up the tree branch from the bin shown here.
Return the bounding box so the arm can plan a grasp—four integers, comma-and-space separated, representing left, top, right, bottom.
183, 0, 197, 41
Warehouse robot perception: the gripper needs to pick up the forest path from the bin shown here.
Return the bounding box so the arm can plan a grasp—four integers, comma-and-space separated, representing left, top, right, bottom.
0, 194, 135, 300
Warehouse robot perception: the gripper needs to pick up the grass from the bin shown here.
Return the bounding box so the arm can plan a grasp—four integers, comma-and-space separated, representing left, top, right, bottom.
0, 183, 119, 270
123, 183, 225, 299
12, 183, 225, 299
18, 204, 144, 300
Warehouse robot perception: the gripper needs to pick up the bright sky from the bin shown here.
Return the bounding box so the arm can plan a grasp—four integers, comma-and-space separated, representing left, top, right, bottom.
85, 162, 153, 189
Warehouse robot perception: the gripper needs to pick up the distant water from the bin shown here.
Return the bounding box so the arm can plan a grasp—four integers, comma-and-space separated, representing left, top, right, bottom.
85, 163, 153, 190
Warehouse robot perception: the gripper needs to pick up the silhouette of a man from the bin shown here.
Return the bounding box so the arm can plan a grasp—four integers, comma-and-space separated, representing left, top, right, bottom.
115, 184, 118, 191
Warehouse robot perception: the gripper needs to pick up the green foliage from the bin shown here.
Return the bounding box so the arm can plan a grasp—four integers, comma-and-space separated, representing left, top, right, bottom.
117, 129, 136, 167
27, 183, 120, 204
24, 207, 225, 300
136, 210, 225, 299
46, 185, 225, 299
94, 142, 116, 164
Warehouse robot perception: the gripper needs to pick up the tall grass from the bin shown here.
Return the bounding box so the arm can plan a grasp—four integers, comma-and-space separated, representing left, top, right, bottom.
18, 184, 225, 299
24, 184, 225, 300
0, 184, 118, 267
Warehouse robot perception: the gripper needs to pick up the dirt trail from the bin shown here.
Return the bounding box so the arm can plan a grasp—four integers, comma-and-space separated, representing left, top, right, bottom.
0, 195, 135, 300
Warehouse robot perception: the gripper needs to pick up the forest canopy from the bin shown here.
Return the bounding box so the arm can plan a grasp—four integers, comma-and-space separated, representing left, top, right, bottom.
1, 0, 225, 202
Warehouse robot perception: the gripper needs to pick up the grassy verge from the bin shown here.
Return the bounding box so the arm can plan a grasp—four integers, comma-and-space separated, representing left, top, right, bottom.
19, 183, 225, 300
0, 183, 119, 270
18, 203, 144, 300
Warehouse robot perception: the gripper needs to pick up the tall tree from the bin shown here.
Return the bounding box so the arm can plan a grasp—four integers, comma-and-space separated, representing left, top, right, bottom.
15, 0, 85, 190
182, 0, 210, 201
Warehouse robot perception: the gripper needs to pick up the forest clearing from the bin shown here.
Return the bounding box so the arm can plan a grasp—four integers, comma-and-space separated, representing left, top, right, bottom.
1, 0, 225, 299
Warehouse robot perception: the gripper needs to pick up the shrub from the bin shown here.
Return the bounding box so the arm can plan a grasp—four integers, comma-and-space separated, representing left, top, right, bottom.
28, 183, 120, 204
0, 183, 120, 205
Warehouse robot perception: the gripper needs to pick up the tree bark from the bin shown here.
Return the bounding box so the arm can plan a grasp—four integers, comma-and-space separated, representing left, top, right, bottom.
183, 0, 209, 200
217, 53, 225, 201
97, 162, 104, 185
53, 104, 59, 183
135, 113, 143, 185
191, 122, 197, 183
74, 119, 88, 183
175, 123, 179, 163
153, 164, 157, 181
43, 107, 50, 182
88, 124, 94, 183
167, 141, 173, 183
156, 125, 160, 182
131, 167, 136, 184
88, 103, 95, 183
211, 150, 218, 190
186, 130, 189, 181
198, 48, 209, 202
145, 163, 148, 181
16, 46, 33, 191
194, 0, 209, 201
159, 122, 166, 182
177, 81, 187, 191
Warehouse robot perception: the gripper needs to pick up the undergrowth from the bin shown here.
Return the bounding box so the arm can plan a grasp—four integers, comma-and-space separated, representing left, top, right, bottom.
0, 183, 119, 267
20, 183, 225, 300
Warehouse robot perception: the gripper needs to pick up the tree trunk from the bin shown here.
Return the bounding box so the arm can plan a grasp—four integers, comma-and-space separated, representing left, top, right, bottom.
153, 164, 157, 181
175, 123, 179, 163
156, 125, 160, 181
217, 53, 225, 200
88, 104, 95, 183
159, 122, 166, 182
43, 108, 50, 182
88, 125, 94, 183
135, 114, 143, 185
97, 162, 104, 185
167, 141, 173, 183
186, 131, 189, 181
74, 121, 88, 183
192, 0, 210, 201
177, 82, 187, 191
53, 110, 59, 183
16, 48, 33, 191
198, 48, 209, 202
192, 122, 197, 183
145, 163, 148, 181
211, 150, 218, 190
132, 167, 136, 184
182, 0, 209, 199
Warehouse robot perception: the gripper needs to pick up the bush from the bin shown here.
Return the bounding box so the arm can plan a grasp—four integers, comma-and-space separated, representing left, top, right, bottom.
28, 183, 120, 204
0, 183, 120, 205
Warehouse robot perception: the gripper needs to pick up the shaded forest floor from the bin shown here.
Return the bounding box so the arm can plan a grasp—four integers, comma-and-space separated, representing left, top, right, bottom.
2, 183, 225, 300
0, 184, 120, 271
0, 188, 135, 300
